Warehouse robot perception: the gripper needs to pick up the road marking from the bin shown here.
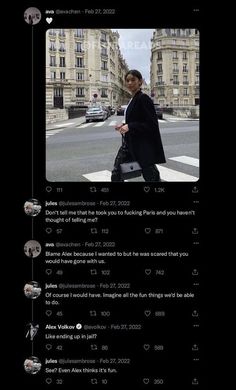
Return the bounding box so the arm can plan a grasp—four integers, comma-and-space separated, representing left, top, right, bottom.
55, 122, 74, 127
76, 118, 198, 128
46, 129, 66, 139
156, 165, 198, 181
93, 121, 106, 127
83, 170, 112, 181
169, 156, 199, 167
77, 123, 91, 128
82, 165, 198, 182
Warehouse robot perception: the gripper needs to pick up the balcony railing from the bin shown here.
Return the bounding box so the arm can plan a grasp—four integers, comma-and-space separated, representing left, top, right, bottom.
173, 69, 179, 73
183, 81, 189, 85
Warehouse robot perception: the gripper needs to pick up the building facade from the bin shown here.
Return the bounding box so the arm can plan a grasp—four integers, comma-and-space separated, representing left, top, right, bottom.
46, 29, 130, 109
150, 29, 199, 107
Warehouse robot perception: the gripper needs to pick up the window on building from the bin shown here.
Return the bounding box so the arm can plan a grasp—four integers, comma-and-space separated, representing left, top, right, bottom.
101, 61, 108, 70
60, 72, 65, 80
50, 56, 56, 66
196, 64, 200, 73
50, 71, 56, 80
157, 76, 163, 85
196, 52, 199, 60
172, 51, 178, 59
173, 63, 179, 72
76, 42, 83, 52
183, 51, 187, 60
183, 76, 188, 84
101, 74, 108, 82
76, 58, 84, 67
59, 29, 65, 36
54, 88, 63, 97
77, 72, 84, 80
101, 32, 107, 42
184, 99, 189, 105
172, 40, 176, 45
101, 47, 108, 56
76, 87, 84, 97
158, 88, 165, 96
177, 29, 180, 36
157, 64, 163, 72
75, 29, 83, 37
59, 42, 65, 52
59, 57, 66, 67
49, 41, 56, 51
183, 88, 189, 96
183, 64, 188, 72
157, 51, 162, 60
173, 75, 179, 84
195, 75, 199, 85
101, 88, 108, 97
49, 29, 56, 36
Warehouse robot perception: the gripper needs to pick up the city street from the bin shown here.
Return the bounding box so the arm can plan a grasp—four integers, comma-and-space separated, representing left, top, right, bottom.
46, 115, 199, 182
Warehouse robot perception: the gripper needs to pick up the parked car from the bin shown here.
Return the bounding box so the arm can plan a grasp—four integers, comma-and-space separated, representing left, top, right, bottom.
116, 105, 128, 116
153, 104, 163, 120
85, 106, 107, 122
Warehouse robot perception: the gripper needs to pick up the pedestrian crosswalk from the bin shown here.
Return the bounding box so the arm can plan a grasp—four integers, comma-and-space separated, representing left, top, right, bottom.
46, 128, 66, 139
76, 118, 188, 127
46, 117, 198, 138
82, 155, 199, 182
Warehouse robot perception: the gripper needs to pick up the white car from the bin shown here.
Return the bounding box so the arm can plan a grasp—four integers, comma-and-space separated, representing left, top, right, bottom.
85, 107, 107, 122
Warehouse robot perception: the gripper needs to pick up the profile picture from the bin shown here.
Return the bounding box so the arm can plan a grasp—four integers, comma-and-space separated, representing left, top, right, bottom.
25, 323, 39, 341
24, 356, 42, 374
24, 281, 42, 299
24, 7, 41, 25
24, 198, 42, 217
24, 240, 41, 258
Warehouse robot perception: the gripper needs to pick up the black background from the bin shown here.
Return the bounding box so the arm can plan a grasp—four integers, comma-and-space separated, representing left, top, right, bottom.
9, 1, 213, 388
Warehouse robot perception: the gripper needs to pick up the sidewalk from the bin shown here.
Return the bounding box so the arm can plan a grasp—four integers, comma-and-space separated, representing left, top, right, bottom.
46, 116, 86, 131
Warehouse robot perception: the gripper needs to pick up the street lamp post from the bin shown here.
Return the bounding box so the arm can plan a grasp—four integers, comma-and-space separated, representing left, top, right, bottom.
89, 74, 92, 103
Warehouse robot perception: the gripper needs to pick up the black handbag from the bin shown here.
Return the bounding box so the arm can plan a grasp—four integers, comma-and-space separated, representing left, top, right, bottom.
119, 135, 142, 179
